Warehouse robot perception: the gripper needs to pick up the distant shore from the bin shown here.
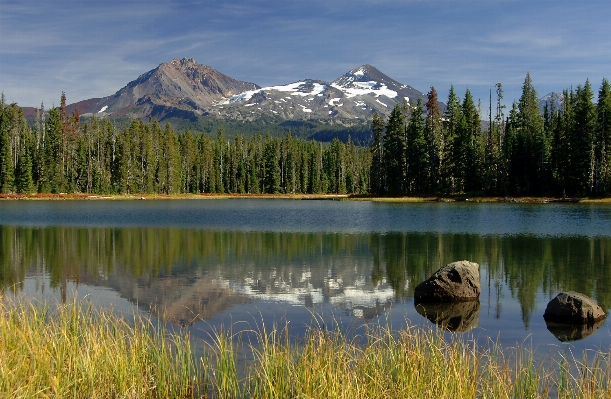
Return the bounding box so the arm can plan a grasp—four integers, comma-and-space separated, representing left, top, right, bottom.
1, 192, 611, 203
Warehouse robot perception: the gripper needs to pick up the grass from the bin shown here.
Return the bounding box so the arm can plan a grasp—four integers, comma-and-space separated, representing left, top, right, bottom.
1, 298, 610, 398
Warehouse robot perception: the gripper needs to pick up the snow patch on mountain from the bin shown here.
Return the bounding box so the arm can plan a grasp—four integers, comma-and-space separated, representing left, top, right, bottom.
222, 81, 328, 104
353, 67, 365, 77
331, 82, 398, 98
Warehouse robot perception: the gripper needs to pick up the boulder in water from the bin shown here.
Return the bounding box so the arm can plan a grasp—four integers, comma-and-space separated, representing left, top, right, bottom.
414, 261, 480, 303
543, 291, 605, 324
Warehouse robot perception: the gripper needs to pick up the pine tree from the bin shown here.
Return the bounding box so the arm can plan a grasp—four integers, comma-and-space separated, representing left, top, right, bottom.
160, 123, 181, 194
597, 78, 611, 194
383, 104, 406, 195
405, 99, 429, 194
234, 135, 247, 194
452, 89, 479, 193
483, 87, 500, 194
139, 122, 155, 193
517, 72, 545, 195
15, 111, 34, 194
213, 129, 227, 193
551, 90, 574, 196
298, 141, 309, 194
369, 113, 385, 194
570, 81, 596, 195
0, 95, 15, 193
263, 135, 281, 194
494, 83, 507, 193
443, 86, 462, 193
426, 87, 443, 193
42, 107, 64, 193
505, 102, 522, 194
247, 134, 262, 194
280, 131, 297, 194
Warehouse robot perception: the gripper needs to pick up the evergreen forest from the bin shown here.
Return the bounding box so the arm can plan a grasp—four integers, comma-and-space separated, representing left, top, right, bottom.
1, 74, 610, 197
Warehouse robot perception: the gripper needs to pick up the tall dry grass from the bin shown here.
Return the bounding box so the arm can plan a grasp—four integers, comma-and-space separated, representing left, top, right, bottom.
0, 297, 609, 398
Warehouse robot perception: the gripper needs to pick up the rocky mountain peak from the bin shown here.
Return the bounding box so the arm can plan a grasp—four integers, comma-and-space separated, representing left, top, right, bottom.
57, 59, 437, 124
79, 58, 259, 119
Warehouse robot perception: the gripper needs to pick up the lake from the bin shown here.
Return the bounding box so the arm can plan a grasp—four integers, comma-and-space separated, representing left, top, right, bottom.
1, 199, 610, 357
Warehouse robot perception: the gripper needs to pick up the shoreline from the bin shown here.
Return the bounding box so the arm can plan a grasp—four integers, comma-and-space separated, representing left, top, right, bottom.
2, 298, 609, 398
1, 192, 611, 203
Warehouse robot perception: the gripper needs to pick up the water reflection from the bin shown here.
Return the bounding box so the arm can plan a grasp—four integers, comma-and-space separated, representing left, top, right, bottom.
545, 319, 607, 342
1, 226, 610, 344
415, 301, 481, 332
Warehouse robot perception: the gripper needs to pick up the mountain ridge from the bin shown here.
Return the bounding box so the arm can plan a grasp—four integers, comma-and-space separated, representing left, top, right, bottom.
22, 58, 437, 124
19, 59, 564, 138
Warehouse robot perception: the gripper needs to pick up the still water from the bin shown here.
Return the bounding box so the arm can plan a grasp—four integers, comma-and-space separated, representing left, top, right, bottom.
1, 199, 610, 356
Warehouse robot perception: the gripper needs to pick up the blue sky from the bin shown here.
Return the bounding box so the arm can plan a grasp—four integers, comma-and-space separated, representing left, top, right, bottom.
1, 0, 610, 114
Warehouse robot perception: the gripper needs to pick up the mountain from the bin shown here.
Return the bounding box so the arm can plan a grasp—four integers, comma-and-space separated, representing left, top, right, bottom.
35, 59, 433, 123
213, 64, 434, 121
538, 92, 565, 113
68, 58, 260, 120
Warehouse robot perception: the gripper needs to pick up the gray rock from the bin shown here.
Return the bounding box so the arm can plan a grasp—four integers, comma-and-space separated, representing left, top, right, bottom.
414, 261, 480, 303
415, 301, 480, 332
543, 291, 605, 324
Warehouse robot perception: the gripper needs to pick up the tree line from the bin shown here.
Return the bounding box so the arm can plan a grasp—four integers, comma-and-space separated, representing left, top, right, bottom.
371, 74, 611, 197
1, 73, 610, 197
0, 93, 370, 195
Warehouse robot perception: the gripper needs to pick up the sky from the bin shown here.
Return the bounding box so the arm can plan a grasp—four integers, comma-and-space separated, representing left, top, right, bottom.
1, 0, 610, 115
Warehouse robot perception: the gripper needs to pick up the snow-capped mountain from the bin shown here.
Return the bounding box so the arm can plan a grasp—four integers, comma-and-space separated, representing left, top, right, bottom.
57, 59, 434, 123
332, 64, 424, 104
211, 64, 431, 121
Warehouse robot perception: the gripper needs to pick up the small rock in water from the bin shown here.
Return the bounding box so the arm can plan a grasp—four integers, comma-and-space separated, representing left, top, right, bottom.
414, 260, 480, 303
543, 291, 605, 324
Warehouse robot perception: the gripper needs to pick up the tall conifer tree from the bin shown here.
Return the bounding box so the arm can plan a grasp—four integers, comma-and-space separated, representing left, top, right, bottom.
426, 87, 443, 193
571, 81, 596, 195
597, 78, 611, 194
369, 113, 385, 194
383, 104, 406, 195
406, 99, 429, 194
517, 72, 545, 194
0, 95, 14, 193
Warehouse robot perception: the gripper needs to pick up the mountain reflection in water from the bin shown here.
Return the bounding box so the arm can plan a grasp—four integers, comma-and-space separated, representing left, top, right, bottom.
1, 225, 610, 350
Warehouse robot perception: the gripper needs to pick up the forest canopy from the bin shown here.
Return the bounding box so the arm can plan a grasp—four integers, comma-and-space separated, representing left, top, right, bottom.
1, 74, 610, 197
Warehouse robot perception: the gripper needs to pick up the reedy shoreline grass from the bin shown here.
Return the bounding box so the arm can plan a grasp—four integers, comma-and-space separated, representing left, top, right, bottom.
1, 298, 609, 398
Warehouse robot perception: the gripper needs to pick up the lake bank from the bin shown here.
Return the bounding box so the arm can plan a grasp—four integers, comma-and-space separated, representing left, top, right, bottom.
2, 298, 609, 398
2, 192, 611, 203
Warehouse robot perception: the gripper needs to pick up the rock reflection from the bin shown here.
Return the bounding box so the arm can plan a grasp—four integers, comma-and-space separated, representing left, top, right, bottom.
545, 319, 606, 342
415, 301, 480, 332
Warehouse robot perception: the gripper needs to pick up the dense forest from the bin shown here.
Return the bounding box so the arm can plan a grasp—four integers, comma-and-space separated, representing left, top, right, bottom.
1, 73, 609, 197
0, 93, 371, 195
371, 74, 611, 197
